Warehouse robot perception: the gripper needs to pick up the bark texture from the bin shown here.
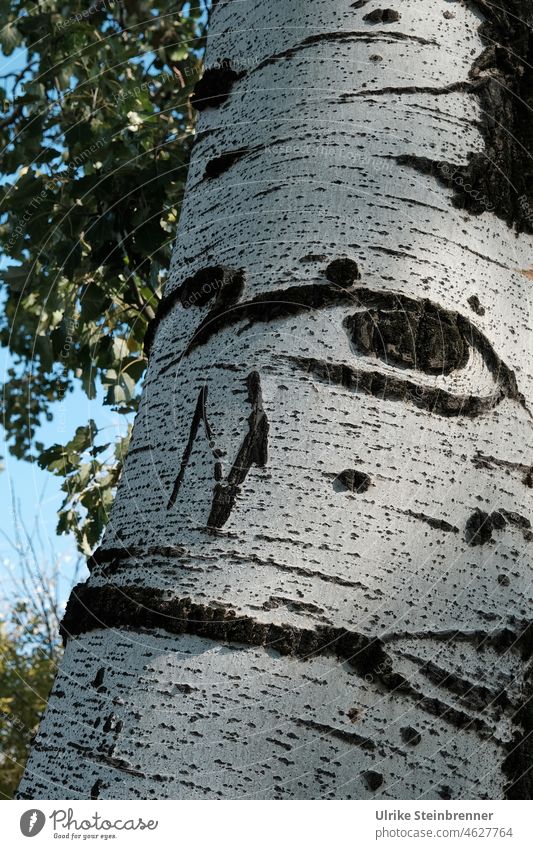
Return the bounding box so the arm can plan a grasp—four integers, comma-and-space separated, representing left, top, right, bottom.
20, 0, 533, 800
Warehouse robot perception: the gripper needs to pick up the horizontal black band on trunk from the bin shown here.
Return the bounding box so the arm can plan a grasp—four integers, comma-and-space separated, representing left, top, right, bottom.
59, 583, 533, 792
60, 582, 392, 679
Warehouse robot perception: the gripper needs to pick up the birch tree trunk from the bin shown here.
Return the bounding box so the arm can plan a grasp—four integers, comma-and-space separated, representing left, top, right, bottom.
20, 0, 533, 800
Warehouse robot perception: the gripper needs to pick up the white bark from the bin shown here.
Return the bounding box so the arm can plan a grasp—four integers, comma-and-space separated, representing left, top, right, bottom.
20, 0, 533, 800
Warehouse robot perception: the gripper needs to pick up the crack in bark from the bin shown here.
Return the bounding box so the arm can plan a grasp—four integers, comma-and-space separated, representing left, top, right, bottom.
166, 371, 268, 525
503, 660, 533, 798
204, 146, 251, 179
399, 651, 509, 714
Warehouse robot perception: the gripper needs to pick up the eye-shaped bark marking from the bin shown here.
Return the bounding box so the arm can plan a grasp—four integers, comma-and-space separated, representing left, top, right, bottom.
345, 297, 469, 375
159, 278, 523, 419
167, 372, 269, 527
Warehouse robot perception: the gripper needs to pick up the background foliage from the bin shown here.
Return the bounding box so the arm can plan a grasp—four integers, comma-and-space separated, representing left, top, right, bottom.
0, 0, 206, 553
0, 497, 81, 798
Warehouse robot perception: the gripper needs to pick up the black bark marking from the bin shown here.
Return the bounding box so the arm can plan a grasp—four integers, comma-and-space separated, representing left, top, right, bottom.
91, 667, 105, 689
325, 257, 361, 287
286, 355, 506, 419
361, 770, 383, 791
400, 726, 421, 746
256, 29, 437, 71
61, 585, 508, 737
393, 1, 533, 232
69, 742, 145, 778
88, 545, 369, 591
503, 660, 533, 799
165, 280, 362, 368
180, 266, 245, 310
468, 295, 486, 316
190, 61, 245, 111
162, 284, 522, 419
61, 584, 391, 676
340, 81, 472, 102
294, 718, 376, 751
334, 469, 372, 493
90, 779, 103, 800
401, 510, 459, 534
363, 9, 401, 24
346, 297, 469, 376
417, 659, 505, 713
472, 452, 531, 476
207, 371, 269, 528
167, 385, 212, 510
465, 508, 531, 545
382, 624, 533, 658
143, 266, 245, 356
465, 509, 495, 546
204, 147, 250, 179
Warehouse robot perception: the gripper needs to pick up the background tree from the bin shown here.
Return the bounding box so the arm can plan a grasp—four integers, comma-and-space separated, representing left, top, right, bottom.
0, 0, 205, 553
18, 0, 533, 800
0, 499, 80, 798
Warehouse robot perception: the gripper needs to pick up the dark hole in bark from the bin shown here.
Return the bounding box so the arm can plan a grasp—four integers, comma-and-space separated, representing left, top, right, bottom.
400, 726, 421, 746
325, 257, 361, 288
346, 298, 468, 375
361, 770, 383, 791
438, 785, 453, 800
334, 469, 371, 493
191, 61, 244, 111
498, 574, 510, 586
364, 8, 401, 23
